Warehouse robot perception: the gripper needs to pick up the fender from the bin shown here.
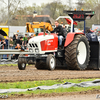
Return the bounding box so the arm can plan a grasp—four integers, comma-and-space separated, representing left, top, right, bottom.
64, 32, 84, 47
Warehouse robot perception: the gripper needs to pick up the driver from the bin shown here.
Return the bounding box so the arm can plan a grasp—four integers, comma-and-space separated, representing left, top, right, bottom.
51, 20, 64, 48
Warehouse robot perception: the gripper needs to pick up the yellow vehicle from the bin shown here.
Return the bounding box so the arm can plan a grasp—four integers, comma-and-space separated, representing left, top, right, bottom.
26, 22, 54, 36
0, 26, 8, 36
0, 26, 8, 40
26, 15, 55, 36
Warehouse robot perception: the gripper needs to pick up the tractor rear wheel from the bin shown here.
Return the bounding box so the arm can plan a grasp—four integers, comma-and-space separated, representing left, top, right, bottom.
65, 34, 90, 70
18, 57, 26, 70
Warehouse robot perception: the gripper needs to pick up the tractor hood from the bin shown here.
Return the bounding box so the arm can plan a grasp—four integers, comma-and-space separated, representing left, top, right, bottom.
29, 35, 54, 43
28, 34, 58, 54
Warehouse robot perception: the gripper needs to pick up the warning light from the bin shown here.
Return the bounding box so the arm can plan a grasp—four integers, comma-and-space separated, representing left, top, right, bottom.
93, 11, 95, 14
17, 30, 19, 32
74, 9, 76, 11
81, 9, 83, 11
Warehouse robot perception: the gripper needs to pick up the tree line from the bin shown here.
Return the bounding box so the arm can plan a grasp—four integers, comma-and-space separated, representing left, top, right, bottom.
0, 0, 100, 29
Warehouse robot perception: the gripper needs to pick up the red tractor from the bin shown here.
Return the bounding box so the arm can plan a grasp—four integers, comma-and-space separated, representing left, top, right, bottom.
18, 10, 99, 70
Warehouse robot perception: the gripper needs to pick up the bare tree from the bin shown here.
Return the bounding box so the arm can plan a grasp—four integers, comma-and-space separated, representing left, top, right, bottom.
41, 1, 67, 19
68, 0, 72, 10
0, 0, 27, 25
82, 0, 100, 26
76, 0, 85, 10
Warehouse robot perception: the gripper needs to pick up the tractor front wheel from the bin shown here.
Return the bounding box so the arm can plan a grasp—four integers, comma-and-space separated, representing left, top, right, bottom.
46, 54, 56, 70
18, 57, 26, 70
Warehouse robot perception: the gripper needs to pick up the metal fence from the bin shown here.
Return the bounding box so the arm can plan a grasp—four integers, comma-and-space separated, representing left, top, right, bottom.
0, 49, 33, 60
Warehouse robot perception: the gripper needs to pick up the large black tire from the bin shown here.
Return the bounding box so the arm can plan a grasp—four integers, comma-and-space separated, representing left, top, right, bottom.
18, 57, 26, 70
46, 54, 56, 70
35, 60, 46, 70
65, 34, 90, 70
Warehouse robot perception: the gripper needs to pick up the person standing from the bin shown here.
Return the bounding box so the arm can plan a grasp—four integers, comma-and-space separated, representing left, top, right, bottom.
3, 36, 8, 59
51, 20, 64, 48
11, 43, 24, 59
16, 36, 23, 46
9, 37, 14, 57
23, 34, 28, 49
0, 39, 5, 59
62, 24, 67, 38
13, 33, 18, 48
5, 36, 8, 49
86, 28, 98, 41
0, 40, 3, 49
9, 37, 14, 49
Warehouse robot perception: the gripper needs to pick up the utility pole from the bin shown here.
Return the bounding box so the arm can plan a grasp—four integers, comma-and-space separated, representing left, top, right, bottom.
8, 0, 10, 49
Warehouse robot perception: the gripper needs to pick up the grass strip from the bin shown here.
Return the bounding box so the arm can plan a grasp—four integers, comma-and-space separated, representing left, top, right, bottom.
0, 78, 98, 89
0, 78, 100, 96
0, 64, 17, 66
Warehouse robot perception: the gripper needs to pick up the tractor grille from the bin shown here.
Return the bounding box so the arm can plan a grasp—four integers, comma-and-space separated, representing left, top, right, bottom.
29, 43, 38, 48
28, 43, 39, 53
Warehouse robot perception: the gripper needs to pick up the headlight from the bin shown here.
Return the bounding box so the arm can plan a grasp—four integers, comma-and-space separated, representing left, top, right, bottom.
29, 48, 33, 52
35, 48, 39, 53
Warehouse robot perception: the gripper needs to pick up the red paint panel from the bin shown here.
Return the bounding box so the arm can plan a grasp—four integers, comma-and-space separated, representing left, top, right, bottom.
41, 40, 46, 51
40, 34, 58, 51
52, 33, 58, 50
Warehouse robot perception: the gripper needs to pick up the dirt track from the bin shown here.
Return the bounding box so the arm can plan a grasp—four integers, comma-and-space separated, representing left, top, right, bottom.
1, 64, 100, 100
7, 93, 99, 100
0, 65, 100, 82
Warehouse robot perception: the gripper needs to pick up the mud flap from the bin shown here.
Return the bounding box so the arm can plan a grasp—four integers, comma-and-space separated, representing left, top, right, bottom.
88, 41, 100, 69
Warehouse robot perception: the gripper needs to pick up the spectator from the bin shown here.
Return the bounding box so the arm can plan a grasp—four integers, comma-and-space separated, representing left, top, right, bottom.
9, 37, 14, 49
9, 37, 14, 57
11, 43, 24, 59
2, 38, 8, 59
86, 28, 98, 41
62, 25, 67, 38
0, 40, 1, 59
13, 33, 16, 41
23, 34, 28, 49
30, 34, 34, 38
28, 34, 34, 40
1, 39, 5, 49
0, 40, 3, 49
51, 20, 64, 48
0, 39, 4, 59
13, 33, 18, 48
16, 36, 23, 46
20, 36, 24, 46
5, 36, 8, 49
